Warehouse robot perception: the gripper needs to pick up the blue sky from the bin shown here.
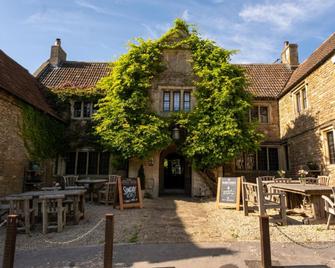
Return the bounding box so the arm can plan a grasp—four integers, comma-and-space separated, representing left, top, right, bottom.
1, 0, 335, 73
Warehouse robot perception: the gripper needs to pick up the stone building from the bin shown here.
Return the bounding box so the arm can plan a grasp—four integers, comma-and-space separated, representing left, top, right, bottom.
279, 33, 335, 185
34, 37, 294, 197
0, 50, 61, 196
2, 32, 334, 198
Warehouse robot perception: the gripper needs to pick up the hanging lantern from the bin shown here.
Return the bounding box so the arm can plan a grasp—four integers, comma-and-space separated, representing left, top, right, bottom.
172, 127, 180, 140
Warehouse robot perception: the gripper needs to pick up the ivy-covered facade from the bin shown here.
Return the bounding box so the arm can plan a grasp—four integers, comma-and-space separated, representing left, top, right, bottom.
34, 22, 335, 197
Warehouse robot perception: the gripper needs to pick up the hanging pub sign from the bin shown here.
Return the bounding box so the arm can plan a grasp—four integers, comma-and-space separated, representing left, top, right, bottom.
117, 177, 143, 210
216, 177, 241, 210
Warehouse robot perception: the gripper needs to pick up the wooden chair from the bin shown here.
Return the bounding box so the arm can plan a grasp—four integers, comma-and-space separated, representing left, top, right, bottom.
274, 178, 292, 183
321, 195, 335, 229
40, 194, 66, 234
7, 196, 35, 234
242, 177, 287, 225
317, 176, 330, 186
257, 176, 275, 182
108, 175, 121, 183
300, 177, 319, 185
63, 175, 79, 187
98, 182, 117, 207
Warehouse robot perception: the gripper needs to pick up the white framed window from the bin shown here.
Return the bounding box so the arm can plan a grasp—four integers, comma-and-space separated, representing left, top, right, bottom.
71, 101, 97, 119
65, 149, 110, 175
249, 105, 269, 124
293, 84, 308, 114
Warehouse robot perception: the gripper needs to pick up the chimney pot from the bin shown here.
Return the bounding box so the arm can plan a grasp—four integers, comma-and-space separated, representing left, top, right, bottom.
284, 41, 289, 46
55, 38, 61, 46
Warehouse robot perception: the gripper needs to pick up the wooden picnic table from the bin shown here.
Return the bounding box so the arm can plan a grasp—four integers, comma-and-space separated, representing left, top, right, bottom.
4, 189, 86, 224
76, 179, 108, 202
268, 183, 333, 220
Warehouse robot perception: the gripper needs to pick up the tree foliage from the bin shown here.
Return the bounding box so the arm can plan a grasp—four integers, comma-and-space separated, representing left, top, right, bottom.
94, 19, 262, 174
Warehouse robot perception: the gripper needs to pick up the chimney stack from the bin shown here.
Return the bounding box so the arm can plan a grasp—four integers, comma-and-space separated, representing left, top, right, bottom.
49, 38, 66, 66
281, 41, 299, 68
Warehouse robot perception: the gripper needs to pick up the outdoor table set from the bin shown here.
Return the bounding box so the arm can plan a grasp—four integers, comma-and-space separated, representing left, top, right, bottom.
263, 176, 333, 220
1, 189, 86, 234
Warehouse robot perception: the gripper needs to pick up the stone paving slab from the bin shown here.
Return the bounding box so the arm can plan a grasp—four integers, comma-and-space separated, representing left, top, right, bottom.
1, 242, 334, 268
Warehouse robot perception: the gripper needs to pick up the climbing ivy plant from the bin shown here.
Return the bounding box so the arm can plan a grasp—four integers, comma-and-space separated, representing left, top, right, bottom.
21, 103, 65, 161
94, 19, 263, 192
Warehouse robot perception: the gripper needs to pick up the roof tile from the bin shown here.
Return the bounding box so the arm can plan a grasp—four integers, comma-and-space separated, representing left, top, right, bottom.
283, 33, 335, 93
0, 50, 60, 119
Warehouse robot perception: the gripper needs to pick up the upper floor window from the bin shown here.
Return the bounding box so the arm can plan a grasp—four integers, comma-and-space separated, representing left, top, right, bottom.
162, 90, 191, 112
173, 92, 180, 111
250, 105, 269, 124
294, 85, 308, 114
326, 130, 335, 164
163, 92, 170, 112
183, 92, 191, 112
72, 101, 96, 119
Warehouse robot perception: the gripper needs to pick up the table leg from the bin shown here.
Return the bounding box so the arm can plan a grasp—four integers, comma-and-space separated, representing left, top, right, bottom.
80, 193, 85, 219
73, 196, 80, 224
24, 199, 30, 234
90, 185, 94, 202
310, 195, 325, 220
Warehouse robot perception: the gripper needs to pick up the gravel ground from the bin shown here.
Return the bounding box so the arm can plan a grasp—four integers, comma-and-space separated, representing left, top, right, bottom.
0, 197, 334, 252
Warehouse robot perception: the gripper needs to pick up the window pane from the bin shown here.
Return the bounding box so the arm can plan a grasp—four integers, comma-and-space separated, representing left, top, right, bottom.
83, 102, 91, 117
88, 152, 99, 175
235, 154, 245, 170
92, 102, 98, 114
245, 153, 256, 170
268, 148, 279, 171
257, 147, 268, 170
65, 152, 76, 174
284, 144, 290, 170
260, 107, 268, 123
173, 92, 180, 111
327, 131, 335, 164
77, 152, 87, 175
250, 106, 258, 121
183, 92, 191, 112
163, 92, 170, 112
302, 88, 307, 109
73, 102, 81, 118
296, 92, 301, 113
99, 152, 110, 175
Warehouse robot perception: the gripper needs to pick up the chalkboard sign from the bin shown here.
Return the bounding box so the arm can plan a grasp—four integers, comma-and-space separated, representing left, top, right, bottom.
117, 177, 143, 210
216, 177, 241, 210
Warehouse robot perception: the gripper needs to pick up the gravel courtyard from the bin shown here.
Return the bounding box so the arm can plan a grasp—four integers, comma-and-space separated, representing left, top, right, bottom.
1, 197, 334, 252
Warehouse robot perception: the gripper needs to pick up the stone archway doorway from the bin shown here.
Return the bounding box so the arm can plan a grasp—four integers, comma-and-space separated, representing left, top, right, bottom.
159, 147, 191, 196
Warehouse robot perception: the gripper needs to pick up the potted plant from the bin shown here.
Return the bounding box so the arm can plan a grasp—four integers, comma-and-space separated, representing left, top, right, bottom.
298, 168, 308, 184
277, 169, 286, 178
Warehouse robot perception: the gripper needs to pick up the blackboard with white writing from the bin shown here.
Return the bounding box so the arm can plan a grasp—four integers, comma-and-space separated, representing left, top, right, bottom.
117, 177, 143, 210
216, 177, 241, 210
122, 178, 138, 203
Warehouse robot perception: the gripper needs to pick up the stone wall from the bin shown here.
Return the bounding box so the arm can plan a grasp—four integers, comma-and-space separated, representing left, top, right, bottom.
0, 90, 56, 196
0, 90, 28, 196
279, 56, 335, 183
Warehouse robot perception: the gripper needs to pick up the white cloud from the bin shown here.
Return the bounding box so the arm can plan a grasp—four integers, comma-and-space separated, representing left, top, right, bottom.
75, 0, 109, 15
239, 0, 335, 31
181, 9, 189, 21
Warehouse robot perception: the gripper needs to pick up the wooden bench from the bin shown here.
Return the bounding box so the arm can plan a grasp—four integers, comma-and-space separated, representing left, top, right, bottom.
242, 177, 287, 225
